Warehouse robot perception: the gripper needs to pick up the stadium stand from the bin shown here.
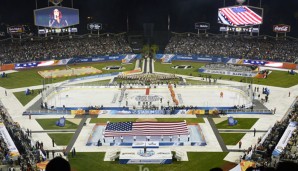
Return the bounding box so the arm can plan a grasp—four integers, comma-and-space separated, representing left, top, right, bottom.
165, 33, 298, 63
0, 33, 132, 64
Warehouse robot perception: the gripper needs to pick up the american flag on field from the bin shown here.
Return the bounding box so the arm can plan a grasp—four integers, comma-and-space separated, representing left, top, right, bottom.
218, 6, 262, 26
103, 121, 189, 137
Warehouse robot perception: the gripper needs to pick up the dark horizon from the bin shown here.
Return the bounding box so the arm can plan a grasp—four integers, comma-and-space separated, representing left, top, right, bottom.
0, 0, 298, 36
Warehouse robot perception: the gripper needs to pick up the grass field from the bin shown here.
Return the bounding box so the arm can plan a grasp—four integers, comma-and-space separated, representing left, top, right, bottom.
36, 119, 79, 130
13, 89, 42, 106
155, 61, 298, 88
68, 152, 231, 171
90, 118, 205, 123
215, 118, 259, 129
154, 61, 206, 76
48, 133, 74, 146
220, 133, 246, 145
0, 61, 134, 89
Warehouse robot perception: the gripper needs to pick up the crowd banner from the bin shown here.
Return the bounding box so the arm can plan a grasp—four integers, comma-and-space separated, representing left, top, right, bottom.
272, 122, 297, 157
158, 54, 175, 63
198, 68, 257, 77
121, 54, 139, 64
0, 123, 20, 157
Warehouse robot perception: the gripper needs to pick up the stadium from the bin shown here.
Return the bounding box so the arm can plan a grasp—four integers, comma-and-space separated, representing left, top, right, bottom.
0, 0, 298, 171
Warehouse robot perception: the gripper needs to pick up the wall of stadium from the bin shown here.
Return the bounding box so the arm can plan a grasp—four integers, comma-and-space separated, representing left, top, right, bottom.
1, 54, 297, 71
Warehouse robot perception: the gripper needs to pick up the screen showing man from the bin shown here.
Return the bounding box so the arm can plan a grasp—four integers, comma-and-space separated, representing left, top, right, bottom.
34, 6, 79, 29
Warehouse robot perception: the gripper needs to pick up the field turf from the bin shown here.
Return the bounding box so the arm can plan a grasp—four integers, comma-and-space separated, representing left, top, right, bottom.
220, 133, 246, 145
36, 119, 79, 130
13, 89, 42, 106
155, 61, 298, 88
0, 61, 134, 89
68, 152, 231, 171
215, 118, 259, 129
48, 133, 74, 146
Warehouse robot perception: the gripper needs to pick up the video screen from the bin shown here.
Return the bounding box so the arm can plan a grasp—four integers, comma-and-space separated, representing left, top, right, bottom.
34, 6, 79, 28
218, 6, 263, 27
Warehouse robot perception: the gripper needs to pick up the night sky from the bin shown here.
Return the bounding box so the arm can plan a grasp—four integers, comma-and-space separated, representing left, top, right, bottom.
0, 0, 298, 36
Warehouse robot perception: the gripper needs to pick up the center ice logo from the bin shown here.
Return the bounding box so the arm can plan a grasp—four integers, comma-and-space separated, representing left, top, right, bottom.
135, 95, 161, 102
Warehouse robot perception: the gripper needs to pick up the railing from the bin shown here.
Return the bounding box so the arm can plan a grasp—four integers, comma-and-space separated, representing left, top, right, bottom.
24, 109, 71, 115
223, 109, 272, 114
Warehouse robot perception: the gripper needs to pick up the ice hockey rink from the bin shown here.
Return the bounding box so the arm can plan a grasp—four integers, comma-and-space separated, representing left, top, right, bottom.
44, 85, 252, 109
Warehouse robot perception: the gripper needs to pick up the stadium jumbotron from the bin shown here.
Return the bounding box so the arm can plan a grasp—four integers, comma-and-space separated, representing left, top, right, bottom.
1, 0, 298, 171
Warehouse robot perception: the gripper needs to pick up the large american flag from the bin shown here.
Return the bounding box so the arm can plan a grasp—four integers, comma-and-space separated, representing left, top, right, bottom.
218, 6, 262, 26
104, 121, 189, 137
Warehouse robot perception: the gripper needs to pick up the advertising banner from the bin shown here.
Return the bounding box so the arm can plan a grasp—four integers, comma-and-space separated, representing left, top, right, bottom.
121, 54, 138, 64
0, 64, 15, 71
273, 24, 291, 33
0, 123, 20, 157
219, 26, 259, 33
119, 148, 172, 164
7, 26, 25, 34
195, 22, 210, 30
198, 68, 257, 77
272, 122, 297, 157
87, 23, 102, 30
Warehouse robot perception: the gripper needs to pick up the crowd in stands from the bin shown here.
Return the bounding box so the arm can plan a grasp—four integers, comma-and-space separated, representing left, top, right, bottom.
0, 34, 132, 64
0, 106, 48, 171
247, 100, 298, 169
117, 73, 178, 84
278, 107, 298, 162
165, 34, 298, 63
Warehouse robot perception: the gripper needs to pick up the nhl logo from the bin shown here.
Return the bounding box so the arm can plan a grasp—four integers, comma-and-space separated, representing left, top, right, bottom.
49, 0, 63, 6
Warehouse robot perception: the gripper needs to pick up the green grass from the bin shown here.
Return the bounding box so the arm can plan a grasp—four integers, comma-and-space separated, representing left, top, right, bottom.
89, 118, 204, 124
155, 61, 206, 77
220, 133, 246, 145
252, 70, 298, 88
13, 89, 42, 106
36, 119, 79, 130
155, 61, 298, 87
216, 118, 259, 129
0, 61, 134, 89
68, 152, 230, 171
48, 133, 74, 146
